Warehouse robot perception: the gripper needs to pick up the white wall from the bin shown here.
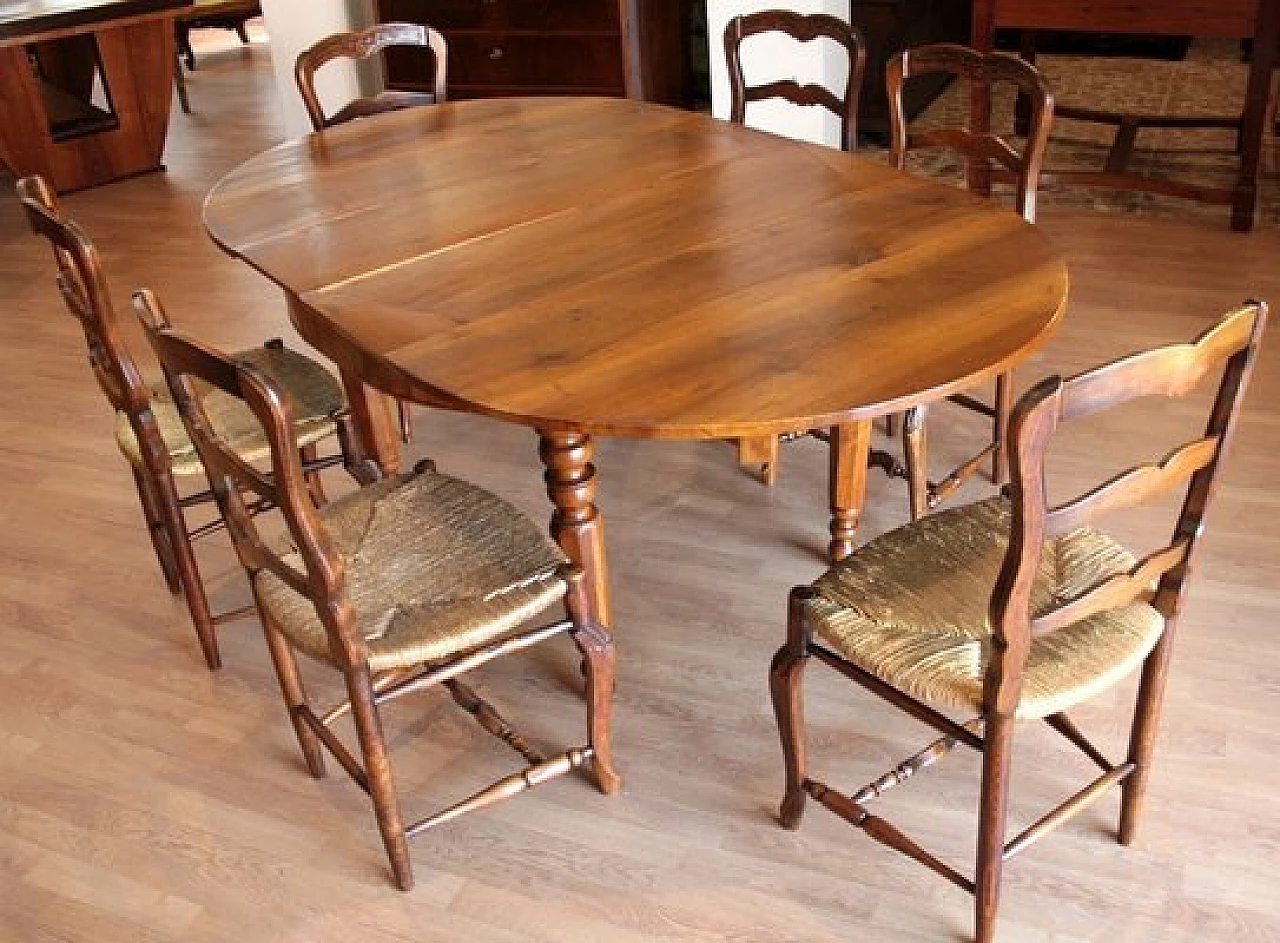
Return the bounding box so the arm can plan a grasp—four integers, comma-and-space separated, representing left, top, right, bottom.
706, 0, 852, 149
258, 0, 375, 139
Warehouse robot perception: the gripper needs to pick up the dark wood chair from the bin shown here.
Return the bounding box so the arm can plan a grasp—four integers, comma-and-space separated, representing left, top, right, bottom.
294, 22, 448, 443
887, 44, 1055, 519
724, 10, 866, 153
16, 175, 355, 671
722, 11, 868, 487
136, 291, 619, 890
770, 303, 1266, 942
175, 0, 262, 71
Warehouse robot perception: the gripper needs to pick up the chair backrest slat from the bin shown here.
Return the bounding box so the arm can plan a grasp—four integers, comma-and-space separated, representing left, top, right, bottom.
1045, 436, 1220, 537
724, 11, 867, 153
133, 290, 363, 661
295, 22, 448, 133
1031, 538, 1192, 636
986, 303, 1266, 714
888, 43, 1054, 223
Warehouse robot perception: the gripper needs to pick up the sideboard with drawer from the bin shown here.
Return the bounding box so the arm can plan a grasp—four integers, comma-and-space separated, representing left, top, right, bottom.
375, 0, 692, 104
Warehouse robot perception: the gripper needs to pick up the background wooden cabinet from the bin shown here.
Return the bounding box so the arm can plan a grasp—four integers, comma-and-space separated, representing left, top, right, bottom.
376, 0, 694, 104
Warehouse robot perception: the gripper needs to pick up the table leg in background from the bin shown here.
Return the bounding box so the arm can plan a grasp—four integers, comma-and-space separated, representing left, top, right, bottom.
828, 420, 872, 563
338, 366, 401, 477
539, 430, 612, 629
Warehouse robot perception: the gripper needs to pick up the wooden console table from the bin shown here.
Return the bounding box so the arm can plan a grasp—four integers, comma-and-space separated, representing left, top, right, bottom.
0, 0, 192, 192
972, 0, 1280, 231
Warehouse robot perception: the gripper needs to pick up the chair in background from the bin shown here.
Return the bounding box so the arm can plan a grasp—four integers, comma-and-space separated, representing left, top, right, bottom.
723, 11, 868, 487
294, 22, 448, 443
172, 0, 262, 113
17, 175, 355, 670
887, 44, 1055, 519
769, 304, 1266, 941
175, 0, 261, 70
295, 22, 448, 132
137, 291, 619, 890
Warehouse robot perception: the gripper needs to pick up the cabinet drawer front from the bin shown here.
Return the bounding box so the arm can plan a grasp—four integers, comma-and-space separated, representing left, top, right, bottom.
499, 0, 619, 31
377, 0, 490, 29
376, 0, 620, 31
449, 34, 624, 88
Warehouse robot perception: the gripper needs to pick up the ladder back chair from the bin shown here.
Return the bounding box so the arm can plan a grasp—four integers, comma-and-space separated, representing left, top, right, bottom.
294, 21, 448, 443
770, 304, 1266, 942
136, 292, 620, 891
16, 175, 354, 671
295, 22, 447, 131
888, 44, 1055, 519
723, 11, 869, 488
724, 11, 866, 154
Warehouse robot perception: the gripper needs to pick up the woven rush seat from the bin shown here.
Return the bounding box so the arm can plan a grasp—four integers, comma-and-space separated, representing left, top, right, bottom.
115, 344, 345, 476
255, 466, 569, 673
806, 496, 1165, 720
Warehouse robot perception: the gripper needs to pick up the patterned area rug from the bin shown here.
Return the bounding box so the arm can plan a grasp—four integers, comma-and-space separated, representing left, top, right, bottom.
891, 40, 1280, 226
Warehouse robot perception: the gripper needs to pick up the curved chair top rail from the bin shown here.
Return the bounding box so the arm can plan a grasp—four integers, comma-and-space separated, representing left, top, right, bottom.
295, 22, 448, 132
724, 11, 867, 153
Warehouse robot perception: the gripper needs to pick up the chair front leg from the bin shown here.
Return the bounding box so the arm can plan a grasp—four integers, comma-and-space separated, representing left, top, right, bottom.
975, 712, 1015, 943
1119, 624, 1177, 845
131, 464, 181, 592
772, 586, 816, 829
261, 611, 326, 778
149, 456, 220, 670
344, 664, 413, 890
902, 406, 929, 521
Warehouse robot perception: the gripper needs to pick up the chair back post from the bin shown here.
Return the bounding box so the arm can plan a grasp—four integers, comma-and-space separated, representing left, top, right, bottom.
989, 303, 1268, 712
15, 176, 171, 467
723, 11, 866, 153
887, 44, 1055, 223
295, 22, 448, 132
133, 290, 371, 669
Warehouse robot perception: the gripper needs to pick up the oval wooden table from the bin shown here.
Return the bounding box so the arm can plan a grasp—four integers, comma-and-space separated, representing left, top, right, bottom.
204, 96, 1069, 631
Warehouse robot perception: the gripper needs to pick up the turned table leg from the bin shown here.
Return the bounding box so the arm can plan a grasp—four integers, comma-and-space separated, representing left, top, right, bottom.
828, 420, 872, 563
338, 366, 401, 477
539, 431, 611, 628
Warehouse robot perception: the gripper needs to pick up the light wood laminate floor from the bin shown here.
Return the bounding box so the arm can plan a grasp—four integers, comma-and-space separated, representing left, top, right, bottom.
1, 30, 1278, 943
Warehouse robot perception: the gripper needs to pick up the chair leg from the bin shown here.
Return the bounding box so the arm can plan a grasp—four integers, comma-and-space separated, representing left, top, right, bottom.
992, 373, 1011, 485
234, 19, 251, 44
573, 622, 622, 795
172, 52, 190, 114
771, 586, 814, 829
397, 400, 413, 444
131, 465, 181, 592
300, 442, 327, 507
150, 460, 221, 670
345, 664, 413, 890
975, 712, 1015, 943
261, 612, 326, 778
1119, 626, 1177, 846
902, 406, 929, 521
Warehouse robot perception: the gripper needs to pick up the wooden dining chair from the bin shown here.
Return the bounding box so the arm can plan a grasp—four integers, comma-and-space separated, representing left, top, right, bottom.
769, 303, 1266, 942
724, 11, 866, 154
136, 290, 620, 890
723, 11, 869, 487
295, 22, 447, 132
294, 21, 448, 444
888, 44, 1055, 519
17, 175, 356, 671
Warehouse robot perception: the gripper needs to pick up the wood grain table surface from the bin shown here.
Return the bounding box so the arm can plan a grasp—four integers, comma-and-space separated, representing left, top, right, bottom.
203, 95, 1069, 629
